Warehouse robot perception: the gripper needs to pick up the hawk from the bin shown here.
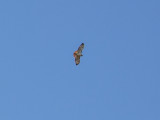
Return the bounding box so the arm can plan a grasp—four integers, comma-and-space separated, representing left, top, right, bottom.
73, 43, 84, 65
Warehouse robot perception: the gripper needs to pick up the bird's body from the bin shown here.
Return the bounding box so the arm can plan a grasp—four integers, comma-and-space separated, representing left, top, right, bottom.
73, 43, 84, 65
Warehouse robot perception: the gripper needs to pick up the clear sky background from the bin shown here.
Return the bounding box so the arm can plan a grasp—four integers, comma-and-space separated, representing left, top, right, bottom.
0, 0, 160, 120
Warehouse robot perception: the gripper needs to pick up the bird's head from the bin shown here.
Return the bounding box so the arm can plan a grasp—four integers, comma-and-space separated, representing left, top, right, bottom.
73, 51, 78, 57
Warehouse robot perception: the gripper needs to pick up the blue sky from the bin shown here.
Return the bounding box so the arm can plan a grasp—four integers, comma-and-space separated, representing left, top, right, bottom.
0, 0, 160, 120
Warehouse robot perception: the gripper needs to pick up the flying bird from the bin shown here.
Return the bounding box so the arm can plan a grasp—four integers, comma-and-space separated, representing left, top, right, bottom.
73, 43, 84, 65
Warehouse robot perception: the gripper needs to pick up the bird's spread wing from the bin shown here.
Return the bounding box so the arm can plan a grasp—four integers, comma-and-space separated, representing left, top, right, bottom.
75, 55, 80, 65
77, 43, 84, 53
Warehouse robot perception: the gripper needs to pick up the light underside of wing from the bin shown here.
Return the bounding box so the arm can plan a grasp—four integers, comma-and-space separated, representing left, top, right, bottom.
77, 43, 84, 53
75, 55, 80, 65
